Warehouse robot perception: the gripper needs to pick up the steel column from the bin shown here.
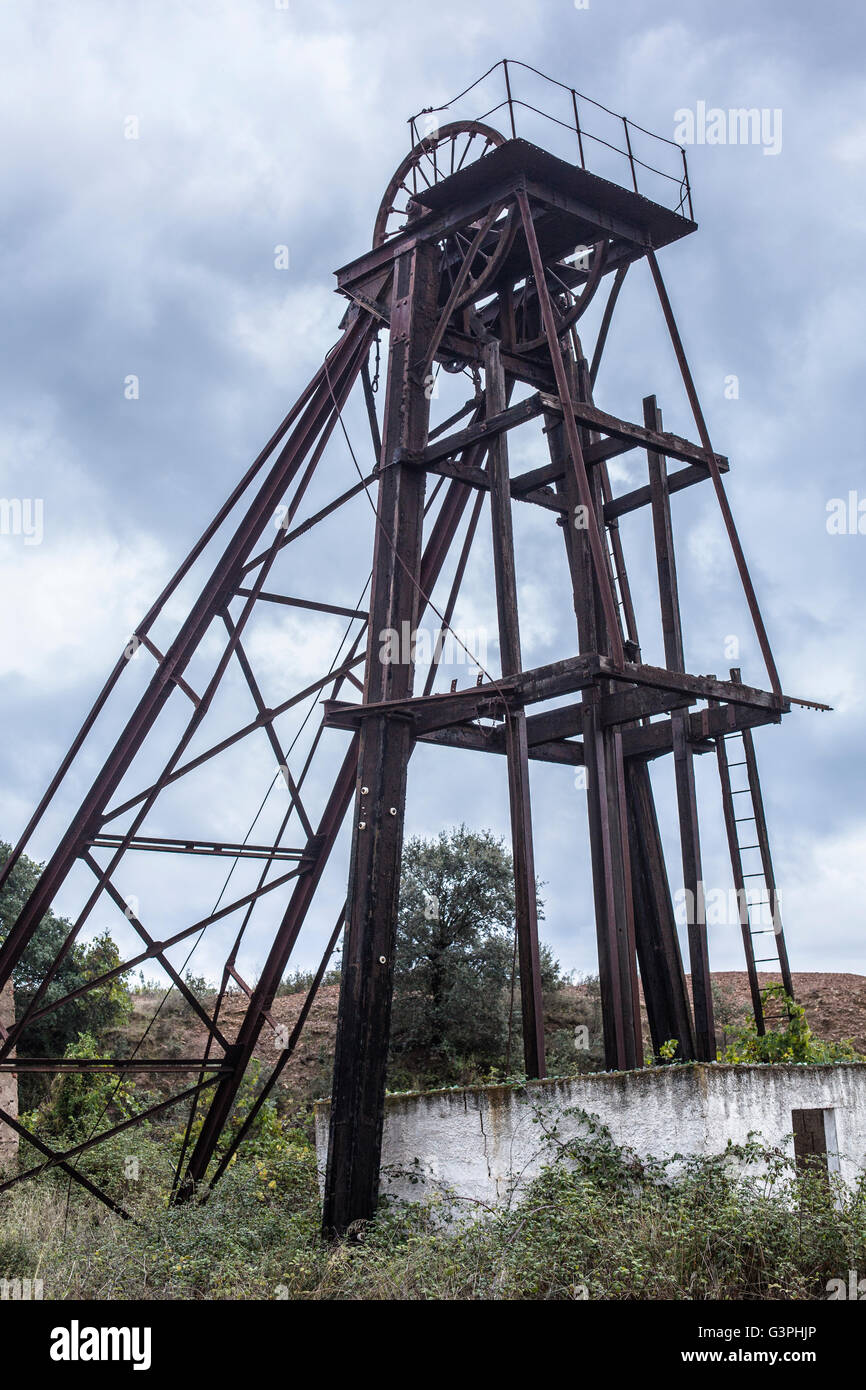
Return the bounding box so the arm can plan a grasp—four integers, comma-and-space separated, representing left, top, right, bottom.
545, 367, 642, 1070
484, 340, 546, 1078
322, 237, 441, 1236
645, 395, 715, 1059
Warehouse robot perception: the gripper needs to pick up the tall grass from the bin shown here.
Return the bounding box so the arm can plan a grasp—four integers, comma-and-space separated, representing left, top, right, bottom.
2, 1113, 864, 1300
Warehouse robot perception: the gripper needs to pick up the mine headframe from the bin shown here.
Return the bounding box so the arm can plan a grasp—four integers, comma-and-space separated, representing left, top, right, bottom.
0, 63, 827, 1237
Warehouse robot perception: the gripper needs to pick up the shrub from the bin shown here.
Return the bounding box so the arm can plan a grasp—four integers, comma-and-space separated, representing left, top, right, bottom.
721, 985, 865, 1064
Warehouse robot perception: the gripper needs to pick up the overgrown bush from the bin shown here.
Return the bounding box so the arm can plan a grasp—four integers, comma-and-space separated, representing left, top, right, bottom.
721, 984, 865, 1064
2, 1107, 865, 1301
0, 843, 132, 1106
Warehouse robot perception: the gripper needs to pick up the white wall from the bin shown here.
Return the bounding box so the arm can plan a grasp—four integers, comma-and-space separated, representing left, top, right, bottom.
315, 1064, 866, 1210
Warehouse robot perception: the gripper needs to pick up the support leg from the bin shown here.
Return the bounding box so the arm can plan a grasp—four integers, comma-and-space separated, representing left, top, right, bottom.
546, 368, 642, 1070
645, 394, 715, 1059
484, 341, 545, 1079
322, 239, 440, 1235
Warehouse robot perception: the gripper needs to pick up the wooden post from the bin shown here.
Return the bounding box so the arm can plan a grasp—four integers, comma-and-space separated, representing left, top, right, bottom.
624, 759, 697, 1059
645, 395, 715, 1060
578, 360, 694, 1060
323, 238, 439, 1236
546, 361, 642, 1070
484, 341, 546, 1079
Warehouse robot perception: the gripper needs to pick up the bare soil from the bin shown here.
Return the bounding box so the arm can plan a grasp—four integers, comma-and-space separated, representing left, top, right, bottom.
125, 971, 866, 1118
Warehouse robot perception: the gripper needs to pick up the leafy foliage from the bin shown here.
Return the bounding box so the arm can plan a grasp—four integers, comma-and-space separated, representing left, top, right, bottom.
721, 984, 865, 1064
0, 842, 132, 1104
34, 1031, 136, 1142
3, 1108, 865, 1301
389, 827, 560, 1081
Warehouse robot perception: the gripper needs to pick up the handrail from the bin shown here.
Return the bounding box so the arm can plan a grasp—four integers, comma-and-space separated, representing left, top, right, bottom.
408, 58, 693, 221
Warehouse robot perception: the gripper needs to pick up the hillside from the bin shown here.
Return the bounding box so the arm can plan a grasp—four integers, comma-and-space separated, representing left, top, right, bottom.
122, 971, 866, 1122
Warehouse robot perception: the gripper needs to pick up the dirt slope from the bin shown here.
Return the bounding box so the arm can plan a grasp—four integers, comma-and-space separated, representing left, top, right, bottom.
126, 971, 866, 1118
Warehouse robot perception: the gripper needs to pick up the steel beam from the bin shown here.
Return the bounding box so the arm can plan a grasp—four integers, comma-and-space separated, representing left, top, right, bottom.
484, 340, 546, 1078
645, 395, 714, 1059
545, 362, 642, 1070
322, 236, 441, 1236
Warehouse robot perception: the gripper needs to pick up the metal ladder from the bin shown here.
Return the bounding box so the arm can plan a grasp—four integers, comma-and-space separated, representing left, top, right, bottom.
715, 668, 794, 1034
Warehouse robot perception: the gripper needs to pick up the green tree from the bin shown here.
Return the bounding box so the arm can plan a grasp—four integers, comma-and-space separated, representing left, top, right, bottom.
389, 827, 559, 1078
0, 843, 131, 1104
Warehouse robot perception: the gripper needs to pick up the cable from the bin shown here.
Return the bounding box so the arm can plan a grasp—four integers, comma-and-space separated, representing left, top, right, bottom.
322, 357, 515, 710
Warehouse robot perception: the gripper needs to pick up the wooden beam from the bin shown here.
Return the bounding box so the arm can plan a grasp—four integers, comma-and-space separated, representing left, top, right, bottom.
600, 658, 788, 713
604, 459, 729, 523
416, 392, 548, 467
437, 329, 556, 390
323, 653, 600, 734
415, 723, 584, 766
412, 453, 566, 515
426, 394, 727, 509
324, 654, 788, 740
644, 393, 714, 1060
408, 697, 785, 765
485, 339, 545, 1079
552, 398, 729, 473
323, 236, 439, 1238
623, 700, 784, 760
600, 687, 692, 726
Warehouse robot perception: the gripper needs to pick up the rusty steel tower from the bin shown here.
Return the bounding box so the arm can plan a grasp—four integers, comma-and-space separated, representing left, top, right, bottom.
0, 62, 826, 1235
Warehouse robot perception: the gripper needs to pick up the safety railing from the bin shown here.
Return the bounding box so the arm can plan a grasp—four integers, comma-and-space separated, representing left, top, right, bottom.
408, 59, 693, 220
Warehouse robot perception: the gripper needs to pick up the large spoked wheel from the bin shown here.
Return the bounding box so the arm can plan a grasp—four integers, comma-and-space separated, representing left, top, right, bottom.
374, 120, 517, 311
514, 240, 609, 353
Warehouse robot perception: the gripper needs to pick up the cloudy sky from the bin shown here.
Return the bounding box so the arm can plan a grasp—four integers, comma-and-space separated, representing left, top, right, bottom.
1, 0, 864, 998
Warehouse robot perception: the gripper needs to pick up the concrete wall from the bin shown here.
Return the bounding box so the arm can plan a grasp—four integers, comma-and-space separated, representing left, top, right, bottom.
315, 1064, 866, 1210
0, 979, 17, 1171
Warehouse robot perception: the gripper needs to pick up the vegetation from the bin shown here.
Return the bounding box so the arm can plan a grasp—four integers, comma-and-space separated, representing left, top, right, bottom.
720, 985, 865, 1065
0, 843, 131, 1106
2, 831, 865, 1302
1, 1105, 864, 1300
388, 827, 567, 1089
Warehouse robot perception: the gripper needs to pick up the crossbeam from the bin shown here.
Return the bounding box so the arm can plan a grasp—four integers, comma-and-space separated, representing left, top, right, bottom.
88, 835, 307, 861
0, 1058, 232, 1073
415, 696, 790, 766
417, 391, 727, 480
322, 654, 790, 737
